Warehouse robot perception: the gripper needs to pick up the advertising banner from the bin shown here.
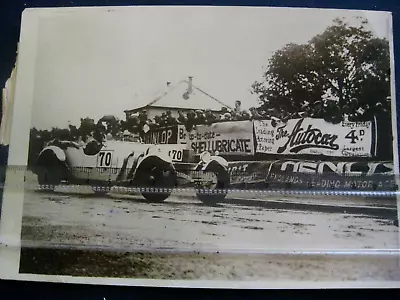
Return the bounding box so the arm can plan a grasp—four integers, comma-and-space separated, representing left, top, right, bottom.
265, 159, 395, 191
253, 118, 374, 157
227, 161, 273, 186
142, 125, 178, 144
225, 160, 395, 191
177, 120, 255, 155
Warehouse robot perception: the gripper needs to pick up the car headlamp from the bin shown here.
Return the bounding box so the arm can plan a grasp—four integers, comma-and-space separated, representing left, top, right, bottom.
200, 151, 211, 163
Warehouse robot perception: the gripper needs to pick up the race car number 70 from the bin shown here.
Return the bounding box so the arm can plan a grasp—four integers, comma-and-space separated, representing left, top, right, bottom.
97, 150, 113, 167
168, 149, 183, 161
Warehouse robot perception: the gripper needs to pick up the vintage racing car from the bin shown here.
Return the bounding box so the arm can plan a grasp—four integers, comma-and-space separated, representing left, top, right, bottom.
32, 138, 230, 205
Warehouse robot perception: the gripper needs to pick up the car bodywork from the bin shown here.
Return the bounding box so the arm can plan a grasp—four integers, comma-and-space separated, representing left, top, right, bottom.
33, 139, 230, 204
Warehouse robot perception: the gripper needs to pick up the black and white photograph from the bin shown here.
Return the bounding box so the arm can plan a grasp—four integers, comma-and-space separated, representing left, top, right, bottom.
0, 6, 399, 286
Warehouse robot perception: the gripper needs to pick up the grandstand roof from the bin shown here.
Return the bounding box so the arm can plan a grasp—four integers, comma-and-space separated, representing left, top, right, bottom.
125, 77, 233, 113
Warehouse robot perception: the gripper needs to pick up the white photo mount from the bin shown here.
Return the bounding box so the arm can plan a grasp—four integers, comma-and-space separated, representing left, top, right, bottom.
0, 6, 398, 288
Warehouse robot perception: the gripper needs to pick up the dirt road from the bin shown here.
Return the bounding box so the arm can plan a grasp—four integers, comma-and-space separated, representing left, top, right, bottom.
18, 187, 400, 282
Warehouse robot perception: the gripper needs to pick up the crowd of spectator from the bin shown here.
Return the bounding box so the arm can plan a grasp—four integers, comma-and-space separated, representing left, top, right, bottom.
30, 96, 392, 149
27, 96, 392, 165
126, 97, 391, 133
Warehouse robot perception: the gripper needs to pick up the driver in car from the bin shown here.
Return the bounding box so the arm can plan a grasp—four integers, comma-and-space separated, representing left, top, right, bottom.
84, 126, 106, 155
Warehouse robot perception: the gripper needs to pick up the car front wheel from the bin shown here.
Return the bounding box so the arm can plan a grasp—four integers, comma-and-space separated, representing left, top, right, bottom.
196, 163, 230, 205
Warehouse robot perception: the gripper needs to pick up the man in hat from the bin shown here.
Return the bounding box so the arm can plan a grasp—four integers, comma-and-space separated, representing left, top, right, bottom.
222, 112, 232, 122
323, 100, 342, 124
138, 110, 148, 129
153, 115, 162, 129
234, 100, 242, 114
166, 110, 178, 126
310, 100, 324, 118
240, 110, 251, 121
177, 110, 187, 125
249, 107, 262, 120
194, 109, 206, 125
220, 106, 229, 114
185, 110, 197, 131
204, 109, 218, 125
157, 112, 167, 128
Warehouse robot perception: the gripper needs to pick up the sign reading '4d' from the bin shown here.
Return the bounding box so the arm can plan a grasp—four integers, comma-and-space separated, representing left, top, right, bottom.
253, 118, 374, 157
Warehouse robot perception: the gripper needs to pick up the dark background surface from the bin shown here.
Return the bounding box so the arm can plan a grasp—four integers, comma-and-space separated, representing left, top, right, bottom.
0, 0, 400, 297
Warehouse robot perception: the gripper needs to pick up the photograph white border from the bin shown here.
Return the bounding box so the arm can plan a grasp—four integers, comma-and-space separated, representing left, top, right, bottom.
388, 12, 400, 257
0, 6, 399, 288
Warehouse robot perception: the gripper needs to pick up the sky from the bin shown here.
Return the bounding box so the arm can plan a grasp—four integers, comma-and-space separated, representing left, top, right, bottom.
28, 6, 392, 130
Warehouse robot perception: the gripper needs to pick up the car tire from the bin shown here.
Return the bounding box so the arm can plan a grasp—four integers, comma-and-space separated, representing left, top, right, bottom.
141, 189, 171, 202
36, 157, 66, 192
135, 159, 176, 202
196, 163, 230, 206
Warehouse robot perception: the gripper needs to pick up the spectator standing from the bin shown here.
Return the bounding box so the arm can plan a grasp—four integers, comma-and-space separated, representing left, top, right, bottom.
166, 110, 177, 126
204, 109, 218, 125
222, 112, 232, 122
249, 107, 262, 120
185, 110, 197, 131
177, 110, 187, 125
234, 100, 242, 114
323, 100, 342, 124
311, 100, 324, 119
159, 112, 168, 127
195, 110, 206, 125
153, 115, 162, 129
240, 110, 251, 121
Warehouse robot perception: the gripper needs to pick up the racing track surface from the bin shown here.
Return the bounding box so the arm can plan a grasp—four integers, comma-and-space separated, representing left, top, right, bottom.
19, 173, 400, 282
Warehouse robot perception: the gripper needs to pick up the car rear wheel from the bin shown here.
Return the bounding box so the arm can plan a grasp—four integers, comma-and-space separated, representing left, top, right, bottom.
196, 163, 230, 205
36, 152, 66, 191
135, 158, 176, 202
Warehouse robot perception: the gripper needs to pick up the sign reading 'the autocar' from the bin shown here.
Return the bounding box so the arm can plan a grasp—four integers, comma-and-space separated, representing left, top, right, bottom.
178, 120, 255, 155
253, 118, 375, 157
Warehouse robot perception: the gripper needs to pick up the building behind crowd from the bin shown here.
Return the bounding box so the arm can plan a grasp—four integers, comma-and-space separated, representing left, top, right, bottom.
124, 76, 233, 120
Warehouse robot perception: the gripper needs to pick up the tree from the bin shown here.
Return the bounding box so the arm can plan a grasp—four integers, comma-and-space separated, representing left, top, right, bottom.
98, 115, 120, 136
252, 17, 391, 112
77, 117, 96, 141
252, 43, 324, 113
311, 17, 390, 108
